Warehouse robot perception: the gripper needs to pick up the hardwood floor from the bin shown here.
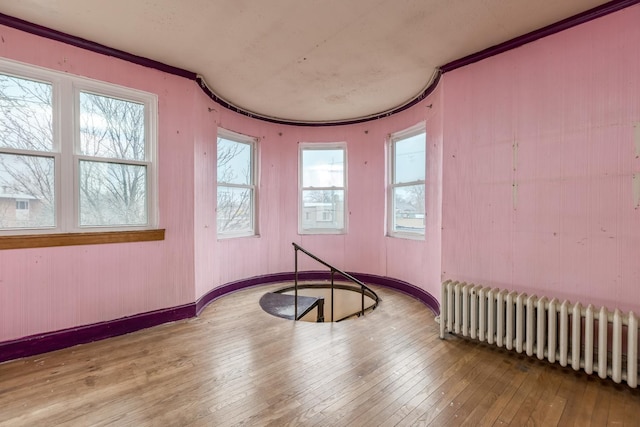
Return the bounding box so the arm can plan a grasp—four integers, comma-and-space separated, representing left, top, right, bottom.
1, 284, 638, 426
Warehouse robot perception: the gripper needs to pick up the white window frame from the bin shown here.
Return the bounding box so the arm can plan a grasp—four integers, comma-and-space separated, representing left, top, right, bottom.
298, 142, 347, 235
0, 58, 158, 236
387, 123, 426, 239
216, 128, 258, 239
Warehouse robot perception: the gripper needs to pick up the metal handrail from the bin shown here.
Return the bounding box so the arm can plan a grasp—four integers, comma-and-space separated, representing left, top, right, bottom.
293, 242, 380, 321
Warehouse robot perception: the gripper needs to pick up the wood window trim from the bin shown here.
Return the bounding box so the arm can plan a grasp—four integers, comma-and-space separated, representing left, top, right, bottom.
0, 229, 165, 250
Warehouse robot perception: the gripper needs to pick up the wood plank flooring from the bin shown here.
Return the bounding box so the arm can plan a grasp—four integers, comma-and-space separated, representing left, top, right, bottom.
1, 284, 638, 426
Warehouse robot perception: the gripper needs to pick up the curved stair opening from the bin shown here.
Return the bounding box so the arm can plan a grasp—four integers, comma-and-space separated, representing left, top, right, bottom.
259, 280, 378, 322
259, 243, 381, 322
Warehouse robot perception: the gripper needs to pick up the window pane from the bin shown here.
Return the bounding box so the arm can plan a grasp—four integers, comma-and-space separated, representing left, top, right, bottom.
394, 133, 425, 184
217, 138, 252, 185
392, 185, 425, 234
0, 74, 53, 151
302, 189, 344, 230
79, 92, 145, 161
302, 149, 344, 187
217, 186, 252, 233
0, 153, 55, 228
79, 160, 147, 226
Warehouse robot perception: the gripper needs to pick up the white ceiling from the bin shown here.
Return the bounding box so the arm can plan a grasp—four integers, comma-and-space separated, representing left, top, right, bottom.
0, 0, 611, 123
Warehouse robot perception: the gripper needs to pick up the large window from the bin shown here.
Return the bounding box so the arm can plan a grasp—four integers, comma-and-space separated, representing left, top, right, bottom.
299, 143, 346, 234
388, 124, 426, 238
0, 59, 157, 234
216, 129, 257, 238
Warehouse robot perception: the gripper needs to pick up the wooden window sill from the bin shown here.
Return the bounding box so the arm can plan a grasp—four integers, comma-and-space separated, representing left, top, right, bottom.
0, 229, 165, 250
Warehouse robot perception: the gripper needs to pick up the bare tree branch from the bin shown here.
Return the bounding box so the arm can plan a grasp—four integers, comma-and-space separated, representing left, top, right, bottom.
0, 74, 149, 228
217, 137, 253, 233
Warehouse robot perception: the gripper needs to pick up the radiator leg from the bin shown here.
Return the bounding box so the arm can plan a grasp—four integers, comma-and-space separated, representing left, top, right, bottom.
440, 281, 449, 339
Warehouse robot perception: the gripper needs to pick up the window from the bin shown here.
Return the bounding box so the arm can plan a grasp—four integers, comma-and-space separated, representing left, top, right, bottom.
388, 124, 426, 238
299, 143, 346, 234
216, 129, 257, 238
14, 199, 30, 222
320, 210, 332, 222
0, 59, 157, 235
77, 91, 152, 227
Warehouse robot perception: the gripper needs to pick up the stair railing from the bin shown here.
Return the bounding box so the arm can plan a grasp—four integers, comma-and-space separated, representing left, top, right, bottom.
293, 242, 380, 321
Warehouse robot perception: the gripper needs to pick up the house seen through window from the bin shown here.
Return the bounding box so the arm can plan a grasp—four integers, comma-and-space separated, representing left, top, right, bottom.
299, 143, 346, 234
388, 124, 426, 237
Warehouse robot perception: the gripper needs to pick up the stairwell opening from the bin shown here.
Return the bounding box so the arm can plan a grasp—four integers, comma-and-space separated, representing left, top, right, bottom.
259, 281, 378, 323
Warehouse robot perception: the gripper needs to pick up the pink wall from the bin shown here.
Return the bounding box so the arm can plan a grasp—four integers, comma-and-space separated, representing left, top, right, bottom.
7, 2, 637, 346
4, 4, 638, 346
207, 94, 443, 299
442, 5, 640, 312
0, 25, 198, 342
0, 22, 443, 343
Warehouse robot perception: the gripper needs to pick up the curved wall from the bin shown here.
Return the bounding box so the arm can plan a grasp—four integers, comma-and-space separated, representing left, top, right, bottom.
0, 22, 442, 344
196, 76, 443, 303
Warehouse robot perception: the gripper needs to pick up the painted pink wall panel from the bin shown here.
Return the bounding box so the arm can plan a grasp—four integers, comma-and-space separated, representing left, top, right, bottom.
341, 122, 387, 276
381, 91, 443, 294
193, 92, 219, 299
210, 98, 443, 299
0, 26, 197, 341
442, 5, 640, 312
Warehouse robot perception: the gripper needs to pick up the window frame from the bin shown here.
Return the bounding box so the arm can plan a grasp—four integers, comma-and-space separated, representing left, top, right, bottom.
216, 128, 259, 239
387, 123, 426, 240
0, 58, 158, 237
298, 142, 347, 235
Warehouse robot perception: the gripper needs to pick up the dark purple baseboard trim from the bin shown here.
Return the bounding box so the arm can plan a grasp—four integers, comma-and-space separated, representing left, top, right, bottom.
195, 270, 337, 314
0, 271, 438, 364
0, 303, 194, 364
349, 272, 440, 315
195, 270, 440, 316
440, 0, 640, 73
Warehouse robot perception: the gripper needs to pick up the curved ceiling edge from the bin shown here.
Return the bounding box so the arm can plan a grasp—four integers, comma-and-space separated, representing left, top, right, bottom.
0, 0, 637, 127
196, 70, 441, 127
0, 10, 439, 127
